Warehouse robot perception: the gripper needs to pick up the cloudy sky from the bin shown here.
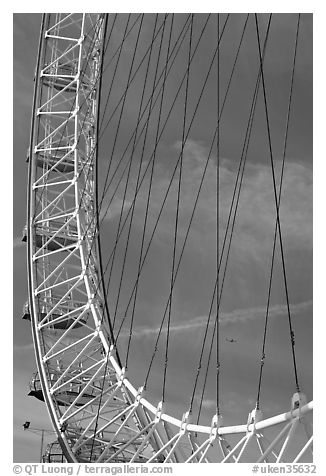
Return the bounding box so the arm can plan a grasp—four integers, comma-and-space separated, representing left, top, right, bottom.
13, 12, 312, 462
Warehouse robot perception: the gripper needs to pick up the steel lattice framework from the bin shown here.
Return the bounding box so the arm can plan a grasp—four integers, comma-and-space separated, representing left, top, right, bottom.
25, 13, 313, 463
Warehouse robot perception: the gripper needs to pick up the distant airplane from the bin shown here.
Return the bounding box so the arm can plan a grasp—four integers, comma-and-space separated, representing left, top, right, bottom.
226, 337, 237, 343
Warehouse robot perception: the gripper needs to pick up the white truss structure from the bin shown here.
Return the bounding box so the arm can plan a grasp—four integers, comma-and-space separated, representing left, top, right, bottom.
26, 13, 313, 463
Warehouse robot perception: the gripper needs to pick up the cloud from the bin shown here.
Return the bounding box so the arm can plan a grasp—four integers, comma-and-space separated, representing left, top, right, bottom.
100, 139, 312, 263
99, 138, 312, 325
118, 299, 312, 340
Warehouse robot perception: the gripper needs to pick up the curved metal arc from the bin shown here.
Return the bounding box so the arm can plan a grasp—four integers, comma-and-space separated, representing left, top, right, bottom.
26, 13, 75, 463
108, 351, 313, 437
27, 13, 108, 463
26, 13, 313, 464
93, 13, 121, 362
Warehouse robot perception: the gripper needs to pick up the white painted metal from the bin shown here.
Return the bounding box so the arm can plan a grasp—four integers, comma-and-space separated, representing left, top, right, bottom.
26, 13, 313, 463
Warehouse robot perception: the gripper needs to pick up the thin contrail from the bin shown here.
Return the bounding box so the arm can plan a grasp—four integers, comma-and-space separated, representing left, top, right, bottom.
118, 300, 312, 339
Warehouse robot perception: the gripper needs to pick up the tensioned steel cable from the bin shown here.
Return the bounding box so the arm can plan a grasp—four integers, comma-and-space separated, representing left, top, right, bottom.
40, 14, 292, 456
96, 14, 205, 226
125, 14, 173, 367
56, 14, 146, 335
141, 16, 233, 388
96, 15, 174, 212
113, 17, 233, 358
98, 15, 215, 291
78, 14, 138, 146
162, 14, 193, 403
96, 13, 135, 203
52, 15, 159, 254
198, 12, 301, 419
102, 15, 145, 297
110, 14, 160, 330
63, 15, 224, 394
40, 24, 126, 356
97, 15, 192, 219
215, 12, 221, 417
110, 14, 166, 334
97, 14, 171, 144
115, 15, 249, 352
98, 14, 138, 130
98, 13, 164, 133
77, 15, 174, 457
55, 16, 168, 247
100, 15, 227, 324
32, 14, 309, 461
29, 16, 160, 450
100, 14, 143, 78
37, 14, 158, 234
94, 15, 122, 364
121, 13, 250, 410
121, 13, 186, 350
124, 14, 214, 370
95, 18, 191, 255
96, 15, 193, 231
86, 17, 137, 458
104, 13, 161, 321
72, 13, 142, 166
196, 14, 272, 423
50, 26, 140, 356
94, 17, 190, 234
100, 13, 117, 69
254, 12, 301, 397
61, 14, 196, 348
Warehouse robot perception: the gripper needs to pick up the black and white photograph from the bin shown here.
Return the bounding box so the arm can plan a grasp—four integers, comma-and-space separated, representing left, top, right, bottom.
13, 10, 313, 467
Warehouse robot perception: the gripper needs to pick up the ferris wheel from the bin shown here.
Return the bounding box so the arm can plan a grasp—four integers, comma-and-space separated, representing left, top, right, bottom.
24, 13, 313, 463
